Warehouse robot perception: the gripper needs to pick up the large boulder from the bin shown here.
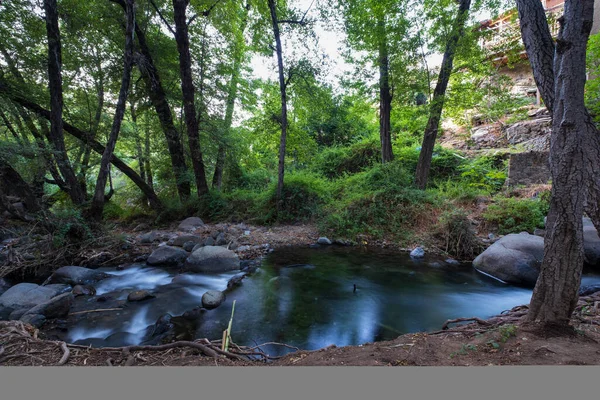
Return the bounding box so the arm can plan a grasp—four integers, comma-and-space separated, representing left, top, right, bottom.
185, 246, 240, 273
146, 246, 188, 267
0, 283, 70, 319
48, 266, 110, 286
22, 292, 74, 319
583, 217, 600, 269
178, 217, 204, 232
201, 290, 225, 310
168, 235, 202, 247
473, 233, 543, 287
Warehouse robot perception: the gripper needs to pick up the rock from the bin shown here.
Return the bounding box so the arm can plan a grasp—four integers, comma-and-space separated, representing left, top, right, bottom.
134, 254, 149, 263
168, 235, 202, 247
20, 313, 46, 328
410, 247, 425, 259
533, 228, 545, 237
470, 126, 490, 141
215, 232, 227, 246
185, 246, 240, 273
178, 217, 205, 232
428, 262, 443, 268
48, 266, 110, 286
146, 246, 188, 267
445, 258, 461, 266
182, 307, 206, 320
182, 241, 197, 252
583, 218, 600, 269
201, 290, 225, 310
22, 293, 74, 319
579, 284, 600, 297
8, 308, 30, 321
317, 237, 332, 245
84, 251, 114, 268
473, 233, 544, 287
139, 231, 159, 244
226, 272, 247, 290
203, 237, 215, 246
0, 283, 70, 311
72, 285, 96, 297
127, 290, 155, 302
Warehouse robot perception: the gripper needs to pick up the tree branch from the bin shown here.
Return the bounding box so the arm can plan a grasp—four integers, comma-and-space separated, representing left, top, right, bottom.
149, 0, 175, 36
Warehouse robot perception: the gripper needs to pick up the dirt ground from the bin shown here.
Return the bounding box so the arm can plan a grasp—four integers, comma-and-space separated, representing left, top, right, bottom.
2, 291, 600, 366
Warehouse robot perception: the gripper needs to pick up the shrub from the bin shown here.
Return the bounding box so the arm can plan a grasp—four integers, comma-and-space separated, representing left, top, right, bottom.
458, 154, 507, 193
435, 209, 484, 260
483, 196, 549, 234
313, 137, 380, 179
49, 208, 93, 248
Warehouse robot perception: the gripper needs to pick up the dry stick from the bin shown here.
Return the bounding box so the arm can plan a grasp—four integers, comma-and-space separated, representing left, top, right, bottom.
442, 317, 491, 330
247, 342, 301, 352
68, 308, 123, 316
57, 342, 70, 365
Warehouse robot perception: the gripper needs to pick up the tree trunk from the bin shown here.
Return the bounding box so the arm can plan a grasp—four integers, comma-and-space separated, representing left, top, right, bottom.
517, 0, 599, 328
0, 82, 163, 211
268, 0, 288, 208
110, 0, 190, 201
173, 0, 209, 197
377, 15, 393, 164
89, 0, 135, 220
131, 101, 147, 183
43, 0, 86, 205
144, 117, 154, 189
414, 0, 471, 189
212, 2, 250, 190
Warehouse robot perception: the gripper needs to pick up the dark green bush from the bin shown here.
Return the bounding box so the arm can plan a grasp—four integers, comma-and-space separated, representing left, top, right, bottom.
483, 196, 549, 234
313, 137, 380, 179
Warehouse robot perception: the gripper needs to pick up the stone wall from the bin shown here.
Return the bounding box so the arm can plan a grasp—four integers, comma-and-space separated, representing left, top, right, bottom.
507, 151, 550, 187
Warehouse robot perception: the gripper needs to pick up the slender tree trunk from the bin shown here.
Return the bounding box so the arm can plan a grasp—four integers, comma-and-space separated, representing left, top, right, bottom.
377, 15, 393, 163
110, 0, 190, 201
414, 0, 471, 189
130, 101, 146, 183
0, 82, 163, 211
212, 2, 250, 190
144, 122, 154, 189
173, 0, 209, 197
516, 0, 599, 328
0, 110, 23, 146
89, 0, 135, 219
268, 0, 288, 208
43, 0, 86, 204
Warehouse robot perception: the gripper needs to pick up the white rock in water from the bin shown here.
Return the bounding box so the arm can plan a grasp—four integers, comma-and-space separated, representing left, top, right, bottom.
410, 247, 425, 258
317, 237, 332, 245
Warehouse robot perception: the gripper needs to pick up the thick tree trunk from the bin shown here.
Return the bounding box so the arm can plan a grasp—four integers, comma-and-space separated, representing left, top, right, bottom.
43, 0, 86, 205
110, 0, 190, 201
414, 0, 471, 189
0, 83, 163, 211
0, 159, 41, 215
89, 0, 135, 219
518, 0, 598, 328
268, 0, 288, 208
173, 0, 209, 197
212, 2, 250, 190
378, 16, 393, 164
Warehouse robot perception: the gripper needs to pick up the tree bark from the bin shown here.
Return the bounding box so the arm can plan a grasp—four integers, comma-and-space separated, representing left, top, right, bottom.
414, 0, 471, 189
517, 0, 599, 328
0, 159, 41, 215
110, 0, 190, 201
377, 15, 393, 164
212, 2, 250, 190
173, 0, 210, 197
43, 0, 86, 205
268, 0, 288, 208
0, 82, 163, 211
89, 0, 136, 219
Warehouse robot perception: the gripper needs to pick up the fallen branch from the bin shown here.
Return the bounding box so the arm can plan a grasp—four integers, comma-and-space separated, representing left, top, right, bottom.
58, 342, 70, 365
442, 317, 491, 330
68, 308, 123, 316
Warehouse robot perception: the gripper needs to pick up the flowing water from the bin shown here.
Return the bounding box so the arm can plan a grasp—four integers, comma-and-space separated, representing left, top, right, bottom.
55, 246, 600, 356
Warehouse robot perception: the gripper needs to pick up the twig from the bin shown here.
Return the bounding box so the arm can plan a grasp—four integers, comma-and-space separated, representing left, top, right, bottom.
68, 308, 123, 316
58, 342, 70, 365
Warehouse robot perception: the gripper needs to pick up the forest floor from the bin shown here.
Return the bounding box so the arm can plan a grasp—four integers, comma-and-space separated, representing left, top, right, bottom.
2, 293, 600, 366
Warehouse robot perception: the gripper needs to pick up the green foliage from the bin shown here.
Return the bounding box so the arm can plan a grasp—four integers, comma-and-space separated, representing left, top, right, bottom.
312, 137, 380, 179
395, 145, 465, 181
483, 195, 550, 234
586, 33, 600, 126
49, 208, 93, 248
457, 154, 507, 193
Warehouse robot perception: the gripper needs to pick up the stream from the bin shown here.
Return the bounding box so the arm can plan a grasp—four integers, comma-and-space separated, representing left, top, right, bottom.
47, 246, 600, 356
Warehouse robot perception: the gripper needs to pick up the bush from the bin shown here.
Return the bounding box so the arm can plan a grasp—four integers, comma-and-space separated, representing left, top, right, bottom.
48, 208, 93, 248
313, 137, 380, 179
435, 209, 483, 260
483, 196, 549, 234
395, 146, 465, 182
457, 154, 507, 193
